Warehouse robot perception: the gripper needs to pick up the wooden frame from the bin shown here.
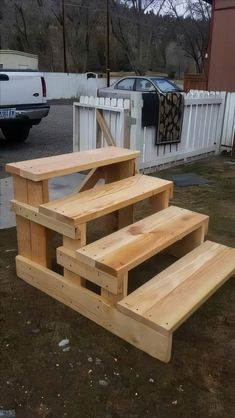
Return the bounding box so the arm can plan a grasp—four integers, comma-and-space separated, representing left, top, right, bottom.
6, 147, 235, 363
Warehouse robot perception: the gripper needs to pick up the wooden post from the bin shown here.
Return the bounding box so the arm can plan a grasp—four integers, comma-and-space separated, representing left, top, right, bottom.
63, 224, 86, 286
101, 272, 128, 305
27, 180, 50, 267
103, 159, 136, 232
12, 176, 52, 267
12, 175, 31, 259
149, 189, 171, 213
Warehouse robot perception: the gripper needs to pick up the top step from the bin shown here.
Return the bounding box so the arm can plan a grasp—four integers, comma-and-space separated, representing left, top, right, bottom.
39, 174, 173, 226
117, 241, 235, 334
5, 146, 140, 181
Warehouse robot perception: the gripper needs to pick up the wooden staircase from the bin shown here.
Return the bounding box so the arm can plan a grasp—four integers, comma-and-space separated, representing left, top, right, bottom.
117, 241, 235, 335
6, 147, 235, 363
56, 207, 234, 362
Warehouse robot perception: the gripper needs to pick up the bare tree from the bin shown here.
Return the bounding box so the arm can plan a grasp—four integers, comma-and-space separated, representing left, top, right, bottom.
14, 2, 30, 50
111, 0, 167, 74
166, 0, 211, 73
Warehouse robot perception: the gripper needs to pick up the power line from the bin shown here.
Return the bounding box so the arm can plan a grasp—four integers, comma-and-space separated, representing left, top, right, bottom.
64, 2, 105, 12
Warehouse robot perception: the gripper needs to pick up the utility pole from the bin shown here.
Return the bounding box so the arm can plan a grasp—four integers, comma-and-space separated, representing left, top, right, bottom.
106, 0, 110, 86
62, 0, 68, 73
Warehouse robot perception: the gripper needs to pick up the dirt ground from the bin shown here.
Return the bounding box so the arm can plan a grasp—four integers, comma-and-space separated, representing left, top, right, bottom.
0, 155, 234, 418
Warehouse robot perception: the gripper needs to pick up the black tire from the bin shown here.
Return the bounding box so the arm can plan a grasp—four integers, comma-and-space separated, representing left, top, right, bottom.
2, 123, 31, 143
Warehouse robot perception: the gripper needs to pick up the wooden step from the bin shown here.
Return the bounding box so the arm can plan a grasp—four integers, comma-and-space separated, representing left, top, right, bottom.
5, 146, 140, 181
117, 241, 235, 335
39, 174, 173, 226
76, 206, 209, 277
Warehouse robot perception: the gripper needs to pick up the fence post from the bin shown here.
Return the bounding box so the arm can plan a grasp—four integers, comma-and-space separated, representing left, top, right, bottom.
73, 103, 80, 151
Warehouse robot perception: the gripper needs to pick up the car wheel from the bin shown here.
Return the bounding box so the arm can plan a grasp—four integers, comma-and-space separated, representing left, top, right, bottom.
2, 123, 31, 143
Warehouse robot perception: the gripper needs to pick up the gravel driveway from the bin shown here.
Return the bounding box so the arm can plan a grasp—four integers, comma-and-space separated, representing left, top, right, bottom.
0, 104, 73, 179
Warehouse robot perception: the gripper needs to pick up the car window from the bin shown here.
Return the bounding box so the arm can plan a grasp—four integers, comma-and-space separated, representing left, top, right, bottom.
135, 78, 155, 92
115, 78, 135, 91
151, 78, 180, 93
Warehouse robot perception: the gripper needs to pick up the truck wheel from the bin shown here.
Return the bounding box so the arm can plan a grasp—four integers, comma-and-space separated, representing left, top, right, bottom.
2, 123, 31, 143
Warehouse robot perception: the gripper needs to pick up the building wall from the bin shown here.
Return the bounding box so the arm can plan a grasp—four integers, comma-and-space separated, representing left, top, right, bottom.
0, 50, 38, 70
207, 0, 235, 92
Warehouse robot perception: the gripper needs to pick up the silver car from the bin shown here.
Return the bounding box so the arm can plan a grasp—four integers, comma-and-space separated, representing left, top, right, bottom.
98, 76, 183, 98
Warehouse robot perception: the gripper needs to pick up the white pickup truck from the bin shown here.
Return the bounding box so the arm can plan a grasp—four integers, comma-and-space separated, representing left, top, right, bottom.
0, 70, 50, 143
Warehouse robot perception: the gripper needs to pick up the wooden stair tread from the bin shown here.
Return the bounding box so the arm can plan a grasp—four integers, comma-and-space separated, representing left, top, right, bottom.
5, 146, 139, 181
117, 241, 235, 334
39, 174, 173, 226
76, 206, 209, 277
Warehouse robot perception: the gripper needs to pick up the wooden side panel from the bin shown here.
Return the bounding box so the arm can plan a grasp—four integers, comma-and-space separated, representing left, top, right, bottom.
12, 175, 31, 258
16, 255, 172, 362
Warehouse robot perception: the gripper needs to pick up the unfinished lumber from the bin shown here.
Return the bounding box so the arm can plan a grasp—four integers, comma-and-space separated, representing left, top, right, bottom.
76, 206, 209, 277
39, 174, 173, 226
75, 167, 104, 193
117, 241, 235, 335
104, 158, 136, 231
57, 246, 122, 294
12, 175, 31, 259
11, 200, 81, 239
63, 225, 86, 287
96, 109, 116, 146
16, 255, 172, 362
27, 179, 50, 266
5, 146, 139, 181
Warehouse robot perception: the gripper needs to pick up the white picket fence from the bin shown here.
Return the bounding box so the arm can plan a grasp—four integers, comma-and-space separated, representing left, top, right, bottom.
220, 92, 235, 148
44, 72, 118, 100
73, 96, 131, 152
73, 91, 234, 171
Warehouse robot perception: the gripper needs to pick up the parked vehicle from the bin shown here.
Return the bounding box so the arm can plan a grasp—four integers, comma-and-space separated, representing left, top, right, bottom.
98, 76, 183, 98
0, 69, 50, 143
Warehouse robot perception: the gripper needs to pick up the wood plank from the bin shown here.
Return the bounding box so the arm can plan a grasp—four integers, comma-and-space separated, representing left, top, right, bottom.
75, 167, 104, 193
118, 241, 235, 334
76, 206, 209, 277
63, 225, 86, 287
16, 255, 172, 362
102, 159, 136, 233
39, 175, 173, 226
5, 147, 139, 181
11, 200, 80, 239
116, 159, 136, 229
96, 109, 116, 146
12, 175, 31, 258
27, 180, 49, 267
57, 246, 121, 294
149, 189, 172, 212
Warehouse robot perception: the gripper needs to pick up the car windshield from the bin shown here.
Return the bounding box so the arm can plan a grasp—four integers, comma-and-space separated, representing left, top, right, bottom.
151, 78, 180, 93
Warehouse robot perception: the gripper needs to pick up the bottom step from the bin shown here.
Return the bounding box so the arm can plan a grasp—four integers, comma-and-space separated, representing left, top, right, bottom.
117, 241, 235, 335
